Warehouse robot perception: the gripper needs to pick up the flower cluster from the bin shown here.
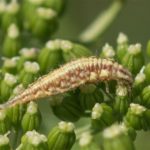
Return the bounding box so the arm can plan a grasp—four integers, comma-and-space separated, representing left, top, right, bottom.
0, 0, 150, 150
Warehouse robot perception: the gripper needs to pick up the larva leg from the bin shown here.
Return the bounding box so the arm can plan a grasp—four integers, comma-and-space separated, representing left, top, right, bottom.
104, 81, 110, 93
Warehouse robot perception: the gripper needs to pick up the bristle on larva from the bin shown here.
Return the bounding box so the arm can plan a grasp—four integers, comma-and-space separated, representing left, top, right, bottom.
0, 57, 133, 110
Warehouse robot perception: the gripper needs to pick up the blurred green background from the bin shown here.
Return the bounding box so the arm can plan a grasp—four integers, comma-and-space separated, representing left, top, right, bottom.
55, 0, 150, 149
56, 0, 150, 48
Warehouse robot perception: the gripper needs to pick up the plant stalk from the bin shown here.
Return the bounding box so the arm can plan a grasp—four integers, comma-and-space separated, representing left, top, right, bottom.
79, 0, 125, 43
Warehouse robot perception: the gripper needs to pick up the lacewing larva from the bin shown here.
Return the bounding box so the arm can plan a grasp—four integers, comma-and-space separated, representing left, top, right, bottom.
0, 57, 133, 110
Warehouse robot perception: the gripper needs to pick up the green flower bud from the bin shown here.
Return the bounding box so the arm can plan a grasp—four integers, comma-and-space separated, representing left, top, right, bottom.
48, 121, 76, 150
17, 130, 48, 150
1, 1, 20, 31
141, 85, 150, 108
21, 101, 41, 132
122, 43, 144, 75
124, 103, 146, 130
0, 110, 11, 134
2, 24, 21, 57
116, 32, 128, 62
102, 124, 135, 150
38, 40, 63, 74
113, 85, 130, 119
0, 134, 11, 150
0, 1, 6, 23
20, 48, 38, 60
30, 7, 58, 39
143, 109, 150, 130
28, 0, 45, 5
51, 93, 84, 122
61, 40, 92, 62
22, 0, 45, 29
100, 43, 115, 59
0, 73, 17, 103
132, 67, 146, 98
6, 84, 26, 128
17, 48, 38, 71
2, 57, 19, 74
78, 84, 104, 111
120, 123, 137, 141
139, 107, 150, 131
91, 103, 115, 131
0, 1, 6, 13
78, 132, 100, 150
44, 0, 66, 15
146, 40, 150, 58
144, 63, 150, 84
0, 70, 3, 84
19, 61, 40, 87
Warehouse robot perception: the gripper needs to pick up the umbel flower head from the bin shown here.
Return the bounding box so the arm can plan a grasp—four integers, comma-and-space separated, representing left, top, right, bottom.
0, 134, 11, 150
17, 130, 48, 150
102, 124, 135, 150
48, 121, 76, 150
0, 1, 150, 149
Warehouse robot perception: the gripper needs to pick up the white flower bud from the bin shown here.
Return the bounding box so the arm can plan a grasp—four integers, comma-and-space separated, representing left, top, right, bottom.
0, 135, 9, 146
7, 24, 20, 38
117, 32, 128, 44
91, 103, 103, 119
24, 61, 40, 73
130, 103, 146, 115
27, 102, 38, 115
20, 48, 38, 59
6, 1, 19, 14
26, 130, 47, 146
58, 121, 75, 132
46, 40, 60, 50
37, 7, 57, 20
79, 132, 93, 147
128, 43, 142, 55
4, 73, 17, 86
102, 43, 115, 58
103, 124, 126, 139
60, 40, 73, 52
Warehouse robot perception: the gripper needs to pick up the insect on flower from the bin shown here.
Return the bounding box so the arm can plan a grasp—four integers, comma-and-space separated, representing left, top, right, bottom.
0, 57, 133, 110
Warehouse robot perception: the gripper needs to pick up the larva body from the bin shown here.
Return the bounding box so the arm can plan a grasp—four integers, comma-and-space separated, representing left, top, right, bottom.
0, 57, 133, 110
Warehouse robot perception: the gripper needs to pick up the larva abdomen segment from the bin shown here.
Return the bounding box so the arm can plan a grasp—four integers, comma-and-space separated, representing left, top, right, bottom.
49, 58, 132, 92
0, 57, 133, 110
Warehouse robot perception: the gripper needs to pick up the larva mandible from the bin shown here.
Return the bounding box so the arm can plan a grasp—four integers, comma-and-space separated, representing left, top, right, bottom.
0, 57, 133, 110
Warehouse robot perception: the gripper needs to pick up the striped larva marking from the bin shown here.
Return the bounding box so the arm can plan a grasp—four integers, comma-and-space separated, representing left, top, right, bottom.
0, 57, 133, 110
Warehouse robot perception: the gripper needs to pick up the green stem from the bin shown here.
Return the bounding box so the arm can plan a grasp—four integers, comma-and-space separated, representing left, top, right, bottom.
11, 129, 22, 149
102, 89, 114, 101
79, 0, 125, 43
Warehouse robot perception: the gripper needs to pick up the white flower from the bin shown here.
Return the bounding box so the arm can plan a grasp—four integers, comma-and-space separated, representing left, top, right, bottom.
24, 61, 40, 73
58, 121, 75, 132
117, 32, 128, 44
8, 24, 20, 38
4, 73, 17, 86
128, 43, 141, 55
